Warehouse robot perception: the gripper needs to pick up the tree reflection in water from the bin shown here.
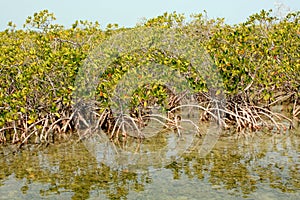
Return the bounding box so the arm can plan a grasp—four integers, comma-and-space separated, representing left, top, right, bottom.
0, 132, 299, 199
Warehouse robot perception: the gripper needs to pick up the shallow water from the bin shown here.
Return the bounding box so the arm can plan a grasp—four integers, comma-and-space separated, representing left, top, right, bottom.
0, 129, 299, 200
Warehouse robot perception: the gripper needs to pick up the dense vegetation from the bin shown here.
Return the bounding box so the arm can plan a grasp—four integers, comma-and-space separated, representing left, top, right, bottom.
0, 10, 299, 144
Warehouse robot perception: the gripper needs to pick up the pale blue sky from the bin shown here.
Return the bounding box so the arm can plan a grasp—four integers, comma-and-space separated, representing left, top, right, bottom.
0, 0, 299, 30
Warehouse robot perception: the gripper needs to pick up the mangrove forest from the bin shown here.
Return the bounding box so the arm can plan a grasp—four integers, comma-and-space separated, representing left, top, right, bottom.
0, 9, 299, 145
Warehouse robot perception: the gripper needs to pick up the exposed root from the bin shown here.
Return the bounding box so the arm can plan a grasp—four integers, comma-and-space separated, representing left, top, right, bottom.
0, 91, 296, 145
293, 98, 300, 120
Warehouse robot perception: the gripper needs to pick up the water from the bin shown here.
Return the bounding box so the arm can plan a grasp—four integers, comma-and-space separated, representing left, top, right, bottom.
0, 129, 299, 200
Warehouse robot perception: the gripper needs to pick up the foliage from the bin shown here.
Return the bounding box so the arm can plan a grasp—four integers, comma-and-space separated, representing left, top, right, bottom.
0, 10, 106, 143
206, 10, 300, 102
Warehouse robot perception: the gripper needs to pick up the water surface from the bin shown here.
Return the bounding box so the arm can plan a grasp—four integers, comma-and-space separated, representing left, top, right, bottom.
0, 129, 299, 199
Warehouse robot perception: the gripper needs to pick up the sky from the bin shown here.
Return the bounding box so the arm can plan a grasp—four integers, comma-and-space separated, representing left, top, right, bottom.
0, 0, 299, 30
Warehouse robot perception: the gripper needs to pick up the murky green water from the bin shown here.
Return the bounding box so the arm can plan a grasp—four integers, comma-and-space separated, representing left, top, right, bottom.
0, 129, 299, 200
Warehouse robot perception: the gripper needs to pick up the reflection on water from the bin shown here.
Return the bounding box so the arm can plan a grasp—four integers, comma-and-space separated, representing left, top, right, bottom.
0, 129, 299, 200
